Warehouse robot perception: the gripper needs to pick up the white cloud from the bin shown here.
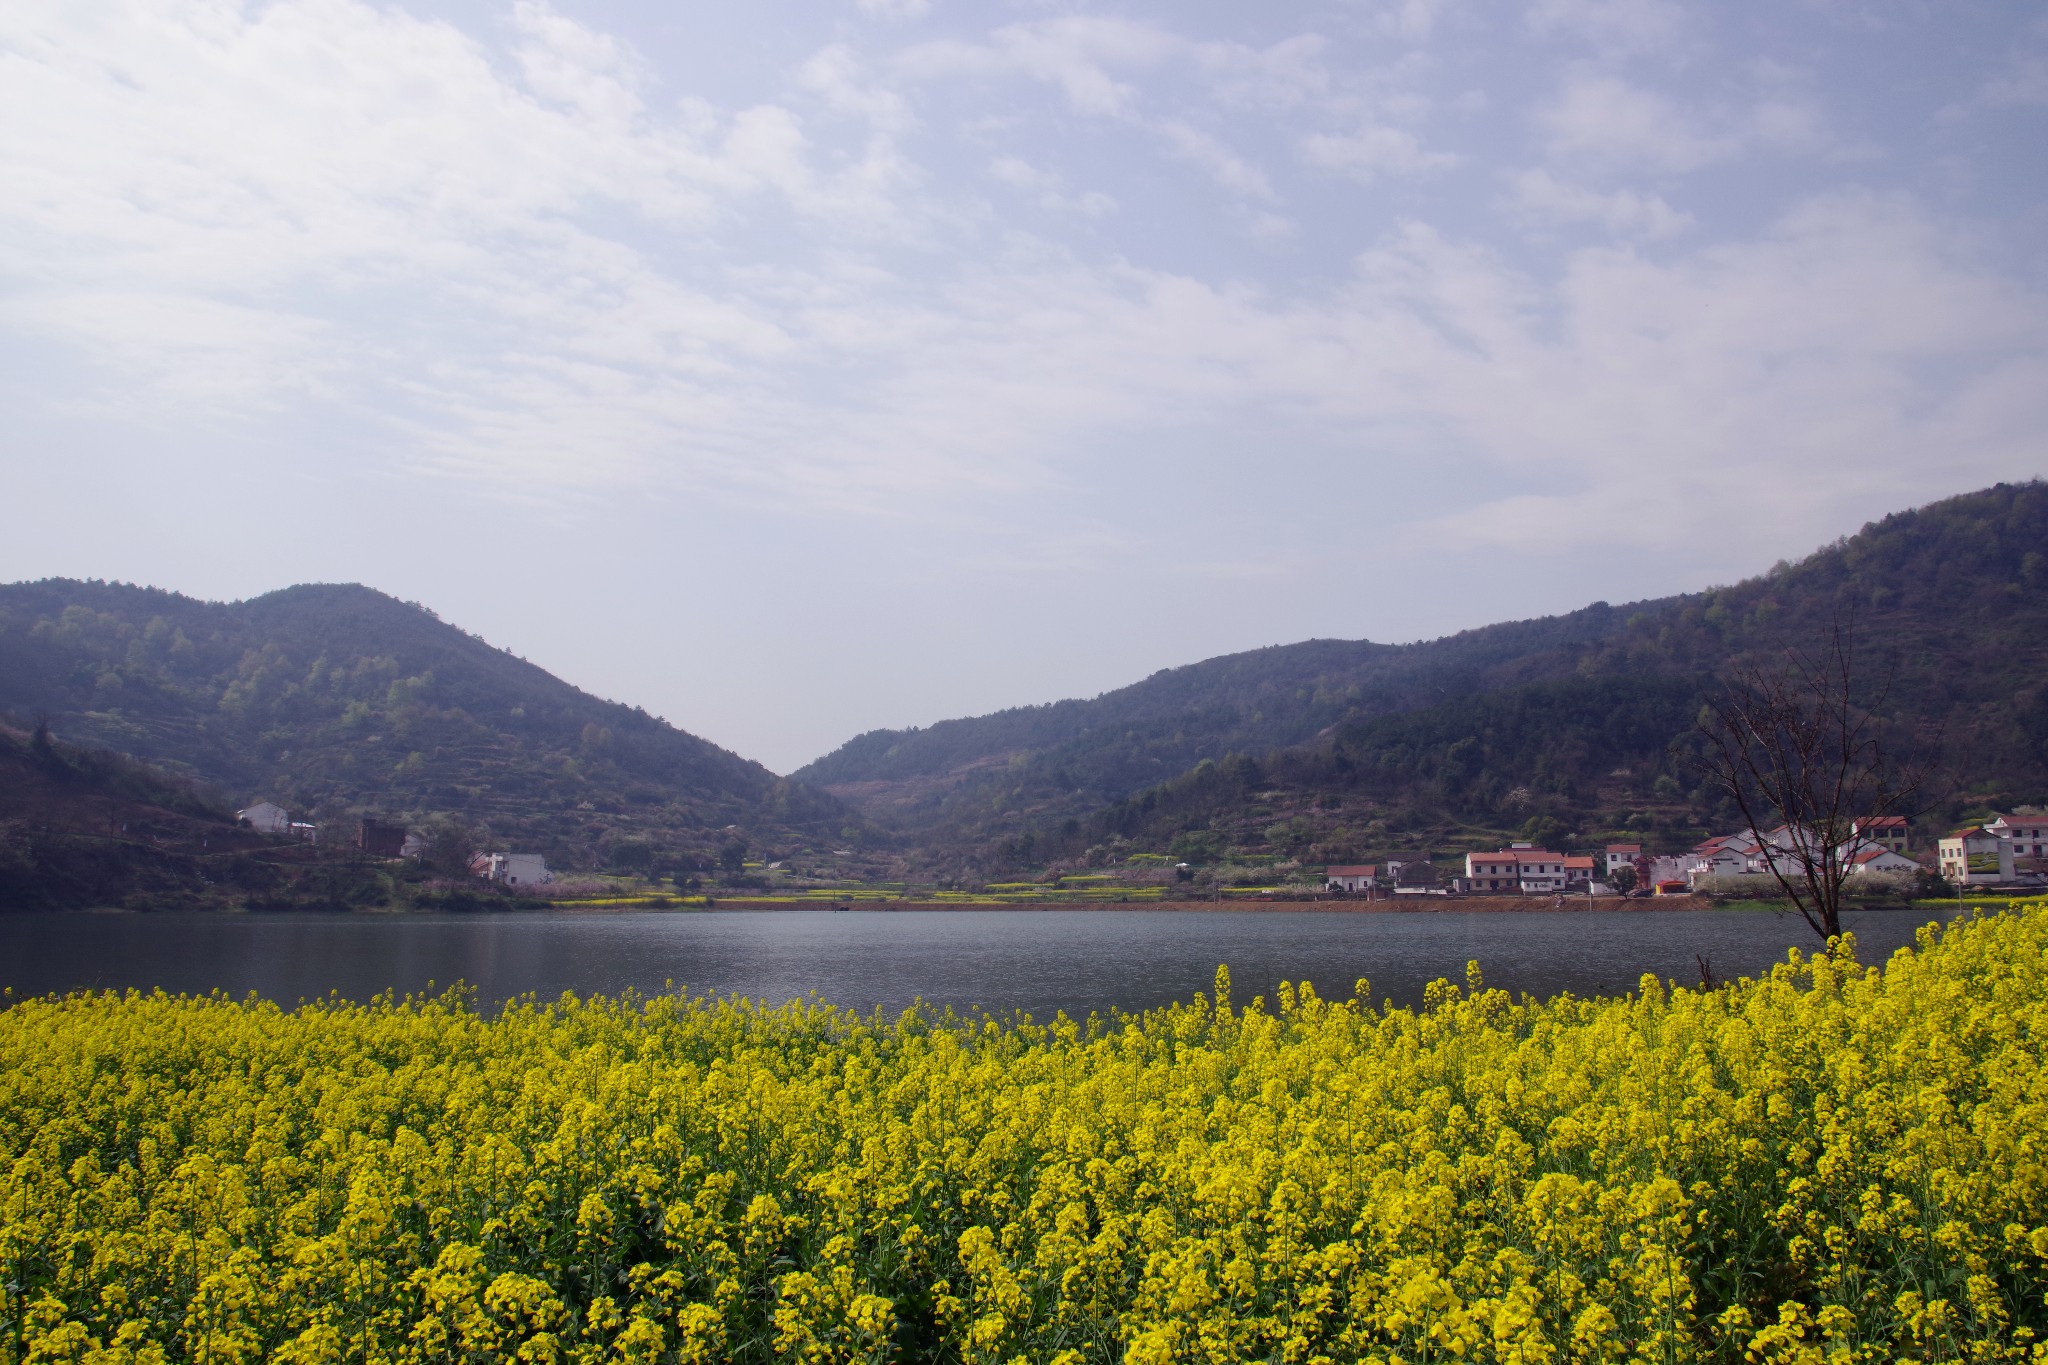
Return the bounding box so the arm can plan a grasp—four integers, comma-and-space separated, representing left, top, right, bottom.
987, 156, 1117, 217
1506, 168, 1691, 239
1371, 193, 2048, 551
795, 45, 914, 134
896, 17, 1178, 117
1196, 34, 1330, 107
1538, 71, 1835, 172
1154, 122, 1276, 201
1246, 212, 1296, 242
1527, 0, 1687, 56
857, 0, 932, 19
1979, 53, 2048, 109
1302, 124, 1458, 181
1, 0, 2041, 573
1371, 0, 1459, 42
509, 0, 647, 123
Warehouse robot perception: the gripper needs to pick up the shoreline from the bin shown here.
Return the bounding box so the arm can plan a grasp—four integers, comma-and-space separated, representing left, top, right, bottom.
562, 894, 1725, 914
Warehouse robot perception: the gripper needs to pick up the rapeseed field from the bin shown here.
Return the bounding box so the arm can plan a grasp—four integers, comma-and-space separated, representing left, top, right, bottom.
3, 907, 2045, 1364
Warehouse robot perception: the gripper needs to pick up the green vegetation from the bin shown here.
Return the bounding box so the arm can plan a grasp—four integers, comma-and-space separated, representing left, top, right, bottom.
798, 482, 2048, 875
5, 906, 2046, 1362
0, 581, 856, 875
7, 483, 2047, 892
0, 719, 582, 912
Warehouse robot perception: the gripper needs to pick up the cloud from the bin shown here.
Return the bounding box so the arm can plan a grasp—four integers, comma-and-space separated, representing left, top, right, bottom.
1505, 169, 1691, 239
795, 45, 915, 134
1526, 0, 1687, 56
1369, 0, 1459, 43
0, 0, 929, 493
1977, 53, 2048, 110
2, 0, 2042, 575
1537, 71, 1834, 172
1154, 122, 1276, 200
987, 156, 1117, 217
1369, 193, 2048, 551
896, 17, 1178, 117
1302, 124, 1458, 181
856, 0, 932, 19
1193, 34, 1331, 110
898, 18, 1321, 205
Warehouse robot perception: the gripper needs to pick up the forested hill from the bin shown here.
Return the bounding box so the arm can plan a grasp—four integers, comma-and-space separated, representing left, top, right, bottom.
795, 605, 1643, 809
798, 482, 2048, 869
0, 581, 844, 871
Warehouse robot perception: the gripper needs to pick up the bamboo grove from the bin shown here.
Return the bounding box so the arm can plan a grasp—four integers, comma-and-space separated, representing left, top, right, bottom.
4, 907, 2046, 1364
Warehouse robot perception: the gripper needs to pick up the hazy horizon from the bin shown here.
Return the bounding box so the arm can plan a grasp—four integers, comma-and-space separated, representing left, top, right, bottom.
4, 0, 2044, 770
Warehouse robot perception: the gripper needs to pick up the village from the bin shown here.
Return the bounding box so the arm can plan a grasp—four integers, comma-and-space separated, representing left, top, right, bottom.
231, 793, 2048, 906
1324, 813, 2048, 899
232, 801, 556, 888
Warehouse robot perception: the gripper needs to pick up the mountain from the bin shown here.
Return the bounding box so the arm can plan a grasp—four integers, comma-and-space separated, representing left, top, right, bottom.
799, 482, 2048, 871
0, 718, 255, 911
0, 582, 848, 873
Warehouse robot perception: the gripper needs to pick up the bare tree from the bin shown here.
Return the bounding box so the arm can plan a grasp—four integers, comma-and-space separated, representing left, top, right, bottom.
1693, 618, 1927, 943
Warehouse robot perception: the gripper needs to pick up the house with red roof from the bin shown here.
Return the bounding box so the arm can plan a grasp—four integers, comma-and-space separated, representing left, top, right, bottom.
1938, 828, 2012, 885
1464, 844, 1570, 893
1324, 864, 1378, 893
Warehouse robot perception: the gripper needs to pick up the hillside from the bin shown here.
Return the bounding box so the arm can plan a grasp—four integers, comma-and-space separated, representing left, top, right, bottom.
0, 582, 848, 873
0, 720, 314, 910
799, 482, 2048, 871
0, 719, 597, 911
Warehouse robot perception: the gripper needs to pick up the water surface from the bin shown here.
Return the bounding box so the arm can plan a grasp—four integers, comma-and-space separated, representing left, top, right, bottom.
0, 906, 1960, 1018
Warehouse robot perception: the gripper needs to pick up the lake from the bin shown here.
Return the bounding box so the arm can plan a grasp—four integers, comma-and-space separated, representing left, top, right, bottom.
0, 906, 1962, 1018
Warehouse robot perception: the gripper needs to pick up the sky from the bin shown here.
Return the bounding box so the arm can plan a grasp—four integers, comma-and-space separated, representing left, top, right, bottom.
2, 0, 2045, 773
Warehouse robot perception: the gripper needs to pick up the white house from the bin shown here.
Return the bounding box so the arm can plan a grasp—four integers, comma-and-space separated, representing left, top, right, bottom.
1850, 815, 1911, 854
1986, 814, 2048, 860
1466, 851, 1519, 891
1603, 843, 1643, 877
1325, 864, 1378, 893
1846, 846, 1920, 876
475, 852, 553, 887
237, 801, 290, 835
1690, 823, 1920, 886
1938, 828, 2013, 885
1465, 845, 1569, 893
1687, 834, 1757, 880
1384, 856, 1437, 888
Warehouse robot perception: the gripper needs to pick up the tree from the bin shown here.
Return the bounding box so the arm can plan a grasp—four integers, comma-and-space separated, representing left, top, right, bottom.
1610, 864, 1638, 895
1693, 619, 1927, 942
414, 814, 485, 877
718, 837, 748, 875
606, 839, 656, 874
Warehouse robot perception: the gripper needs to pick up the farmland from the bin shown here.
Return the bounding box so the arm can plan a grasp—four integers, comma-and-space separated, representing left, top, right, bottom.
5, 905, 2044, 1362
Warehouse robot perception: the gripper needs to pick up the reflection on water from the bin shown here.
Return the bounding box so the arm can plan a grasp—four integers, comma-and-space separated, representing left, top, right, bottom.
0, 906, 1959, 1019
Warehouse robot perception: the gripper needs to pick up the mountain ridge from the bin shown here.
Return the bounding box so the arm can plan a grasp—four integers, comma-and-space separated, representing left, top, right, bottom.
0, 579, 850, 873
798, 482, 2048, 870
5, 482, 2044, 884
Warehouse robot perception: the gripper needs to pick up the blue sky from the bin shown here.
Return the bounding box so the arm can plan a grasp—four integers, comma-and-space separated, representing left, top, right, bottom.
3, 0, 2044, 771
